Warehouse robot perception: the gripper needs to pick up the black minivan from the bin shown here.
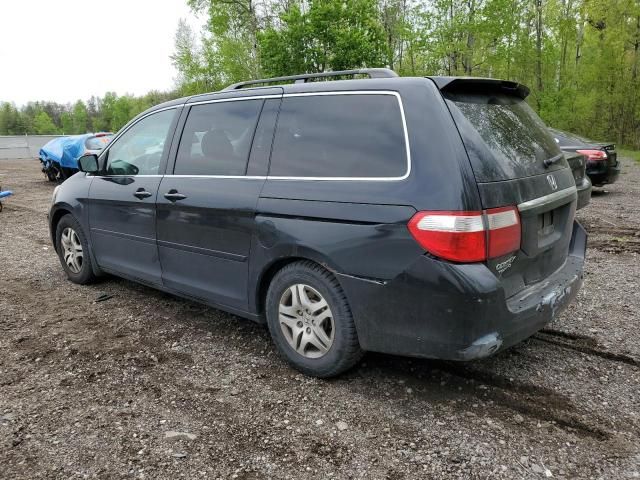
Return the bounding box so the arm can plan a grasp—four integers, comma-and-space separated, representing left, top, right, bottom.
49, 69, 586, 377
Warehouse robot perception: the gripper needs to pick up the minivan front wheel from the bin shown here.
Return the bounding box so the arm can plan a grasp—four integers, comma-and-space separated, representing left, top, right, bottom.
55, 215, 96, 284
266, 261, 363, 377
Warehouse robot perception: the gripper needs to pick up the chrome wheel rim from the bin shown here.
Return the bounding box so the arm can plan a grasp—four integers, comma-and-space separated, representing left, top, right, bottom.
61, 227, 83, 274
278, 284, 334, 359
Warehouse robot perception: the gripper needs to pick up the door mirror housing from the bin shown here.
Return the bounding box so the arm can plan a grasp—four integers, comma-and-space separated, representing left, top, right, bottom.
78, 154, 100, 173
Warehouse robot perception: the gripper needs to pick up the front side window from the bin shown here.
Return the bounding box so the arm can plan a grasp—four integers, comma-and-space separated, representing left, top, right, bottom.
269, 94, 408, 178
85, 134, 113, 151
105, 109, 176, 176
174, 99, 263, 176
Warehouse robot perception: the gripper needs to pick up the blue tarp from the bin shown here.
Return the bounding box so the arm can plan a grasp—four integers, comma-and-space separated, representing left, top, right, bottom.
39, 134, 93, 169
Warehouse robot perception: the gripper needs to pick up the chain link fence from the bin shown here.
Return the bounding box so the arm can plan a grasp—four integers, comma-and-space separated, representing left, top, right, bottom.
0, 135, 62, 160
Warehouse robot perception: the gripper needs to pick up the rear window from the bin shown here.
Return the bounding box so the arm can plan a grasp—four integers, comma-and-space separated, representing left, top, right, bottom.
445, 92, 564, 182
85, 135, 113, 150
269, 94, 407, 178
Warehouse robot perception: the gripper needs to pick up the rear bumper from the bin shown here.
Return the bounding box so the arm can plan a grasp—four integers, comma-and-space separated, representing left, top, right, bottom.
587, 161, 620, 186
575, 176, 592, 210
338, 221, 587, 361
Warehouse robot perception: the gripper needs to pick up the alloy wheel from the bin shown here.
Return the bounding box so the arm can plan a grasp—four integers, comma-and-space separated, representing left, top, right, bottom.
278, 284, 334, 358
60, 227, 83, 274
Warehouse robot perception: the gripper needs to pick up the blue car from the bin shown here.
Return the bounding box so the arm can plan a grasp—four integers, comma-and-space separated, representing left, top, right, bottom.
0, 186, 13, 212
40, 133, 113, 182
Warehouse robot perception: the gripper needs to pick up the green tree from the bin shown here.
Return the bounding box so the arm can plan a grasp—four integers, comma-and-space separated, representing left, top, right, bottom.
94, 92, 117, 132
0, 103, 30, 135
111, 96, 134, 131
259, 0, 388, 76
60, 111, 73, 134
32, 111, 58, 134
72, 100, 89, 134
187, 0, 264, 88
171, 19, 214, 95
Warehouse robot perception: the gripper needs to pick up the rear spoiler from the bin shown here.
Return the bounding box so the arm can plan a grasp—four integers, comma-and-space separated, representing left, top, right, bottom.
429, 77, 530, 100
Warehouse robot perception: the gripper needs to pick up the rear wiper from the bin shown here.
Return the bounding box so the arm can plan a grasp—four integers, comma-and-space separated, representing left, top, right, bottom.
543, 153, 564, 168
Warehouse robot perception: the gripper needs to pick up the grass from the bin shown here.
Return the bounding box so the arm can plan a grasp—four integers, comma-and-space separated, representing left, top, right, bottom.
618, 148, 640, 163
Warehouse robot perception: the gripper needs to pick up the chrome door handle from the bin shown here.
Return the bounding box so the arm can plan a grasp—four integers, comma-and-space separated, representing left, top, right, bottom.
164, 190, 187, 202
133, 189, 152, 200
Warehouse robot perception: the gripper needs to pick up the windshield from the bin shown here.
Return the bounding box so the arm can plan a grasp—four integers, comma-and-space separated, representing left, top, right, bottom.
445, 92, 564, 182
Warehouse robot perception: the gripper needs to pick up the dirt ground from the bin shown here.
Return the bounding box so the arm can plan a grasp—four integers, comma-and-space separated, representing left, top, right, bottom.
1, 158, 639, 480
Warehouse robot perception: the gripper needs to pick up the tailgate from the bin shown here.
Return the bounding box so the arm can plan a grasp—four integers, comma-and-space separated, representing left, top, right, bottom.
438, 78, 578, 298
476, 169, 577, 298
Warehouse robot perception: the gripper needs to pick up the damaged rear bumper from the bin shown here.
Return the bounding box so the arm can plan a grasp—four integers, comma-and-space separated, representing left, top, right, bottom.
337, 221, 587, 361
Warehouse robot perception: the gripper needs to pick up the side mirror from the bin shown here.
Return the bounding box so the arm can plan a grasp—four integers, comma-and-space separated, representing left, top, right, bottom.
78, 154, 99, 173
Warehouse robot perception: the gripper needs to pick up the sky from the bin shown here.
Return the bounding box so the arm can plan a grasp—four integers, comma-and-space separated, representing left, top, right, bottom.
0, 0, 205, 106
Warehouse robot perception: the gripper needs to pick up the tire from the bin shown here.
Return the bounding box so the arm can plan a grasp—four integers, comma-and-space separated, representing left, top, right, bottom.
45, 163, 63, 183
265, 261, 363, 377
55, 214, 96, 284
46, 169, 57, 182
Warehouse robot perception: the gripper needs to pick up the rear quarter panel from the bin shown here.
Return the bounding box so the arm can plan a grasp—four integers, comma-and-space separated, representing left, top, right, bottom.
249, 78, 482, 313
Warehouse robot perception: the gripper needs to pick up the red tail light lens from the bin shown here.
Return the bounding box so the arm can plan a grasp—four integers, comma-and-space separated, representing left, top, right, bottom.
576, 149, 607, 161
485, 207, 521, 258
408, 207, 521, 263
408, 211, 486, 262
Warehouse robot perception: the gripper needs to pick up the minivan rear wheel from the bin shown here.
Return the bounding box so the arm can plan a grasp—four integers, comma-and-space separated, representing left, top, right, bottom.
266, 261, 363, 377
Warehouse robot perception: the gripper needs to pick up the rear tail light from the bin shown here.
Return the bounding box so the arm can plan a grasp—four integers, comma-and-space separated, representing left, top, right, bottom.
485, 207, 521, 258
408, 207, 521, 263
576, 149, 607, 161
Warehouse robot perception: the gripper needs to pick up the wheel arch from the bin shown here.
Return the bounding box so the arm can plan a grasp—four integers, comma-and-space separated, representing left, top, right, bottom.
49, 205, 74, 247
254, 254, 342, 320
50, 204, 103, 277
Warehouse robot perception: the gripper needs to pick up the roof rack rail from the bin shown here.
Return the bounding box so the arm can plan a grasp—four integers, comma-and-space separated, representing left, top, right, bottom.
223, 68, 398, 91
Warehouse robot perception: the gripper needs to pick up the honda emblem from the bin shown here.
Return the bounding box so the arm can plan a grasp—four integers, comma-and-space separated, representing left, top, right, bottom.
547, 174, 558, 190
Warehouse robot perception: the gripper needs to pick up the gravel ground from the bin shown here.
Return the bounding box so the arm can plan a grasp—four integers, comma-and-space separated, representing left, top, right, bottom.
0, 158, 639, 480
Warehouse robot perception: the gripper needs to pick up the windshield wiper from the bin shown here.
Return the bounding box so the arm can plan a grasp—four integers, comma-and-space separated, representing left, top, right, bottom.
543, 153, 564, 168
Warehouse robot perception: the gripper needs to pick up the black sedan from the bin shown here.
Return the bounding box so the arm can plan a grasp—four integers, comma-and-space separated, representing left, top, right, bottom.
549, 128, 620, 187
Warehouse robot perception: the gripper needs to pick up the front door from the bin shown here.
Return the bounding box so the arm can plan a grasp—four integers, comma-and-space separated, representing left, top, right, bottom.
157, 96, 280, 310
89, 108, 179, 285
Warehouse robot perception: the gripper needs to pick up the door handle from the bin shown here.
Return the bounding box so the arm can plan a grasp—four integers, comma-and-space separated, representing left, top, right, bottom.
133, 188, 153, 200
164, 190, 187, 202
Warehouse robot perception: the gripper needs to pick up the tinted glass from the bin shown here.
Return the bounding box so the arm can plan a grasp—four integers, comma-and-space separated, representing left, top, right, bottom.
247, 99, 280, 176
445, 92, 564, 181
85, 134, 113, 150
174, 99, 263, 176
106, 110, 175, 176
269, 94, 407, 178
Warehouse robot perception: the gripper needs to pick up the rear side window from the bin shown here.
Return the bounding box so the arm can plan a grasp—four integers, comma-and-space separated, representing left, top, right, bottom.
174, 99, 263, 176
269, 94, 407, 178
445, 91, 563, 182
